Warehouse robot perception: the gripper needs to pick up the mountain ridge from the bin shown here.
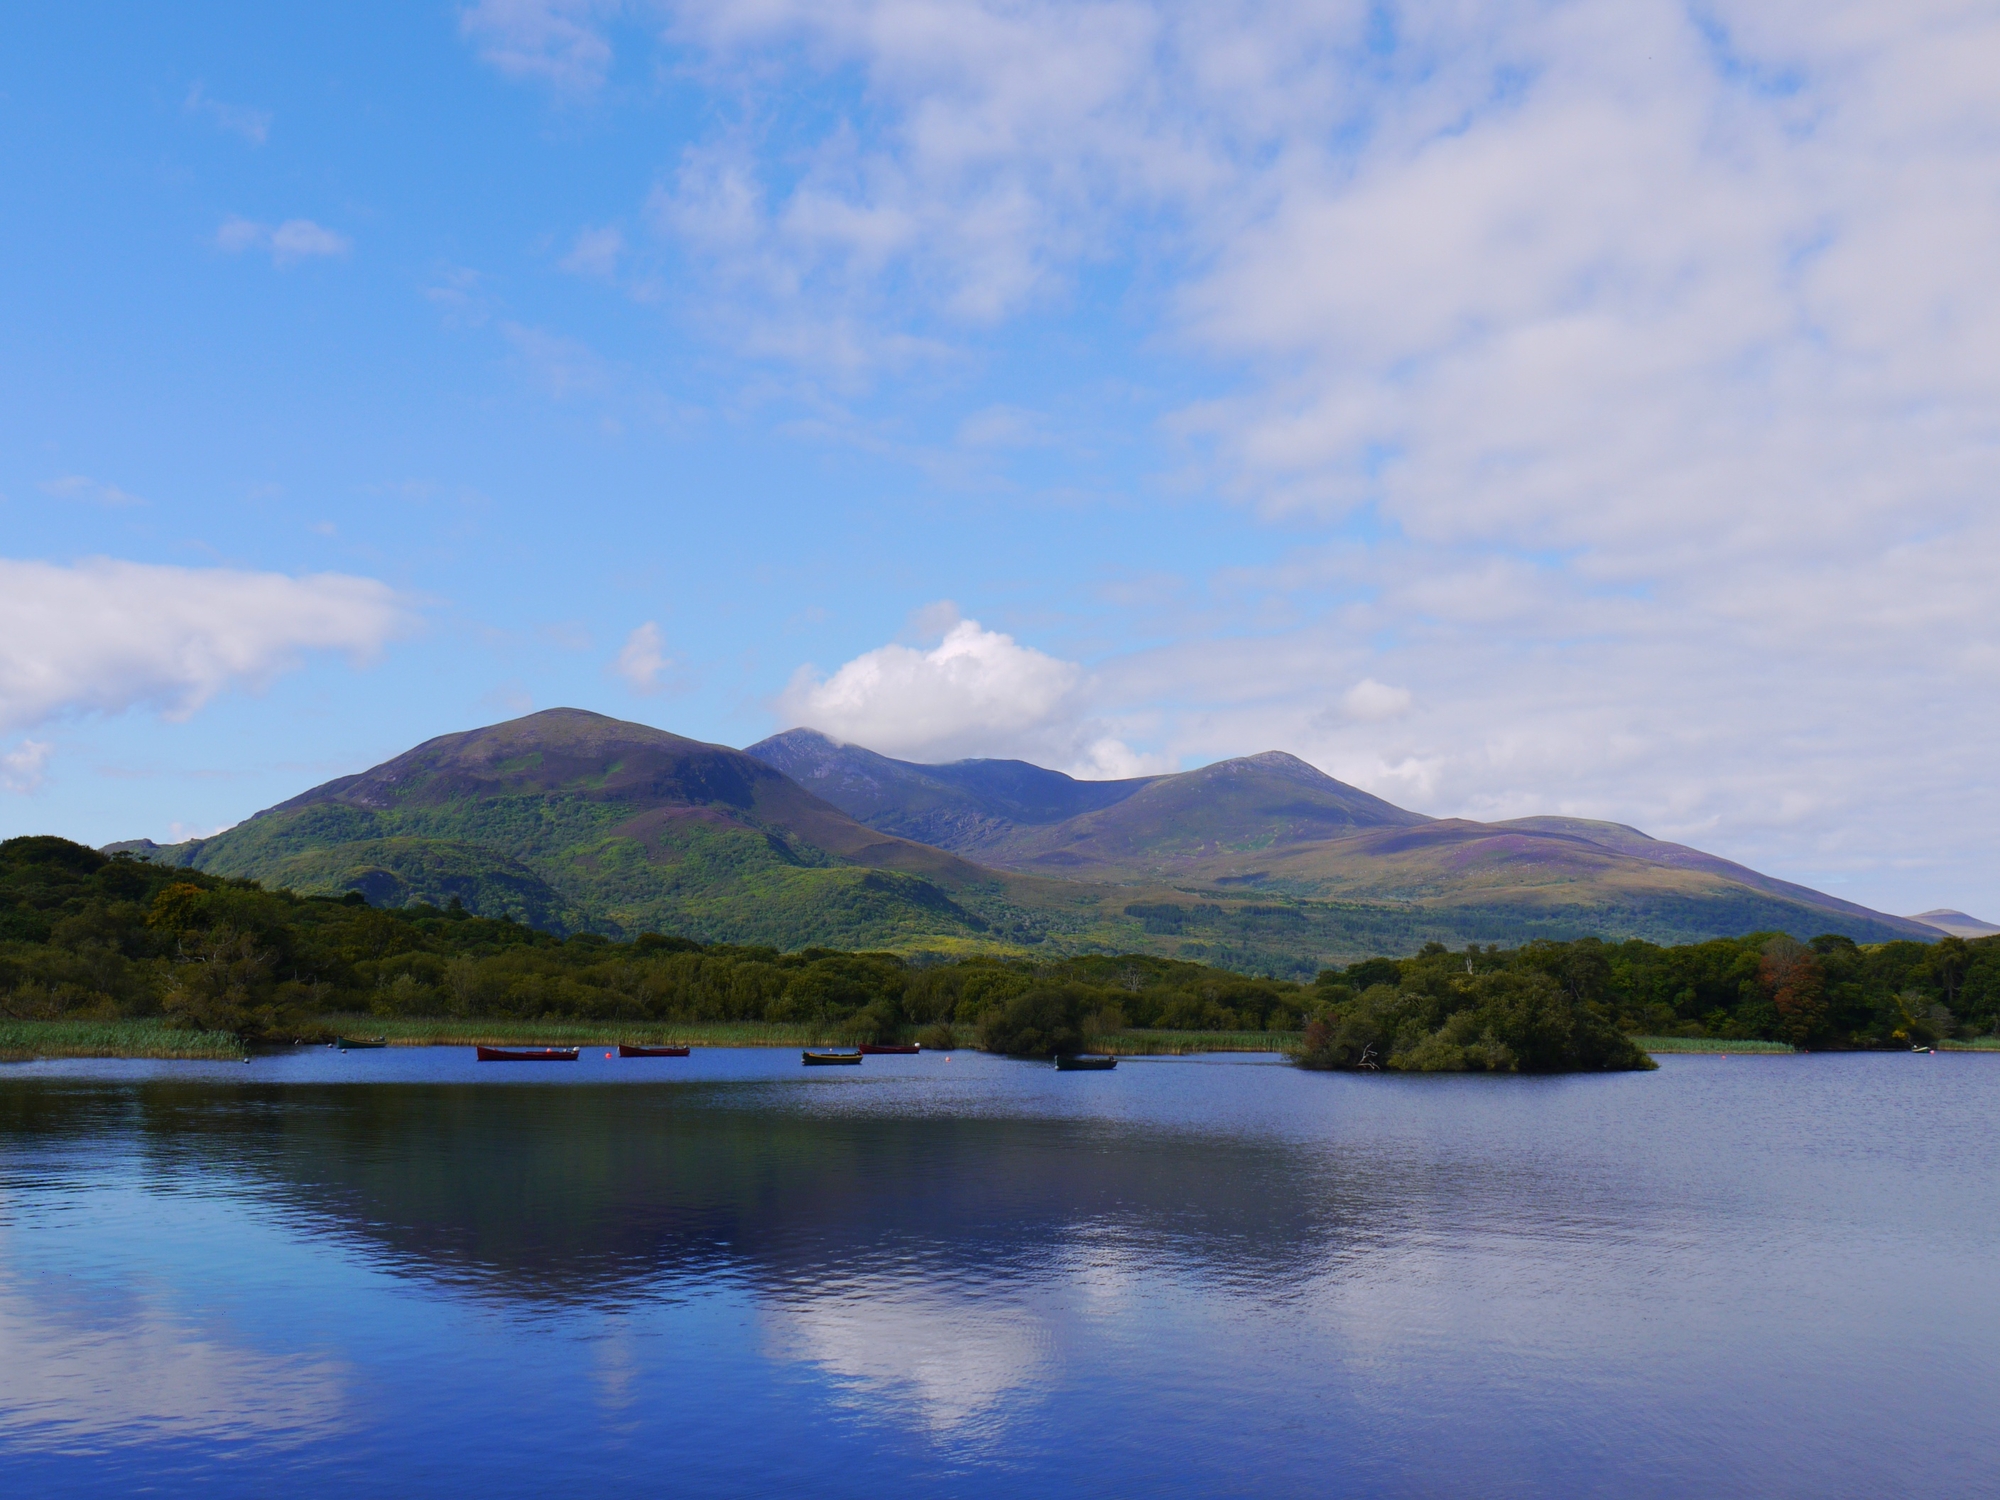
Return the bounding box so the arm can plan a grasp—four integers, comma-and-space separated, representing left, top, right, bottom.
110, 708, 1945, 966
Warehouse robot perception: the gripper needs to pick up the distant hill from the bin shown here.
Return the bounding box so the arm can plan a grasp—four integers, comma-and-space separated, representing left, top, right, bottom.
1907, 908, 1998, 938
109, 710, 1944, 971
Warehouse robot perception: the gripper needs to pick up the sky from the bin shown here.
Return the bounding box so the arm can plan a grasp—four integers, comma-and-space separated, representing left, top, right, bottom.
2, 1, 1996, 920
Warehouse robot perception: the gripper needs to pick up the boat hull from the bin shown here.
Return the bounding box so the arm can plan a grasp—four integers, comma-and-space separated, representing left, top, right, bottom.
335, 1038, 388, 1050
618, 1044, 691, 1058
476, 1046, 581, 1062
1055, 1054, 1117, 1071
802, 1050, 864, 1066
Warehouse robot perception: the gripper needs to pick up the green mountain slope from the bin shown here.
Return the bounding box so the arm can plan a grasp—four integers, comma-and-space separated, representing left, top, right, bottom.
148, 710, 1005, 948
111, 710, 1940, 972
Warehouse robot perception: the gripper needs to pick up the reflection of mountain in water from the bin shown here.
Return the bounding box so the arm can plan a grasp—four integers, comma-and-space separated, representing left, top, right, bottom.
3, 1080, 1380, 1302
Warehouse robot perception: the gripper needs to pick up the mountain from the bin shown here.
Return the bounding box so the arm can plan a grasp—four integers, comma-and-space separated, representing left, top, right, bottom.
745, 729, 1159, 851
1906, 908, 1998, 938
745, 734, 1424, 869
113, 710, 1943, 971
135, 709, 1010, 948
960, 751, 1431, 872
748, 730, 1938, 946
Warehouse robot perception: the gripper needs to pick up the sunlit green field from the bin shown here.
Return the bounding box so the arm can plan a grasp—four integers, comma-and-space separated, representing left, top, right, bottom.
1629, 1036, 1796, 1054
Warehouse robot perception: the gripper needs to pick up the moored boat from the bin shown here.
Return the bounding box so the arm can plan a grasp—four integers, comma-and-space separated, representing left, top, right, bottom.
802, 1049, 864, 1065
1055, 1054, 1117, 1071
618, 1043, 691, 1058
857, 1042, 919, 1055
336, 1036, 388, 1050
476, 1045, 581, 1062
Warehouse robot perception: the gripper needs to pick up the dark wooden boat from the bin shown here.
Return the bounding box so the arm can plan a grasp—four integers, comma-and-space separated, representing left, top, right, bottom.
802, 1049, 864, 1066
476, 1045, 580, 1062
618, 1043, 691, 1058
857, 1042, 919, 1055
335, 1036, 388, 1050
1055, 1054, 1117, 1071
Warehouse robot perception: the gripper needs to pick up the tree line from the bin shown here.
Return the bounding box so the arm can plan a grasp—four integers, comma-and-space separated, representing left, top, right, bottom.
2, 836, 1989, 1068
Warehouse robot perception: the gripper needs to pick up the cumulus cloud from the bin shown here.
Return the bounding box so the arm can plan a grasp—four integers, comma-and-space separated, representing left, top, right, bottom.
783, 615, 1073, 761
0, 559, 411, 736
216, 217, 351, 264
610, 621, 682, 694
781, 611, 1169, 773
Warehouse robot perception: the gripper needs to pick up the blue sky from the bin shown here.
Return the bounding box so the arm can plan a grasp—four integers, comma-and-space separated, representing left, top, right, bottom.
4, 1, 1997, 920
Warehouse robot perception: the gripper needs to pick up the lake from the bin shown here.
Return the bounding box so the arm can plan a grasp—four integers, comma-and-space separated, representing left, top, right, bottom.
1, 1047, 1994, 1497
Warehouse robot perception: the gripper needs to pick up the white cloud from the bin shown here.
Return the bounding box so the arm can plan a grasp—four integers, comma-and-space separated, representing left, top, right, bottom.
460, 0, 619, 92
215, 217, 351, 264
560, 224, 625, 279
783, 616, 1079, 761
781, 612, 1169, 773
184, 83, 271, 144
1, 740, 52, 794
1340, 679, 1412, 724
610, 621, 682, 693
0, 558, 412, 736
39, 475, 145, 507
469, 2, 2000, 911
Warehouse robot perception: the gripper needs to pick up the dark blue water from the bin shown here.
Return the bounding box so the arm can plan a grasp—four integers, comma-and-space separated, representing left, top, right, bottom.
1, 1047, 1994, 1498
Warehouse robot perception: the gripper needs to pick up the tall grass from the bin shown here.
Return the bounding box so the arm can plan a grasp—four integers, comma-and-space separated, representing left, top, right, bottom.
1629, 1035, 1796, 1054
1090, 1029, 1297, 1056
314, 1015, 849, 1048
315, 1018, 1301, 1054
0, 1019, 244, 1062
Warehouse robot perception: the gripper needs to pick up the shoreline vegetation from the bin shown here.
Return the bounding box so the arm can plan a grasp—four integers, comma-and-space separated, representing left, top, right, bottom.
0, 1018, 1305, 1061
9, 1018, 2000, 1065
4, 835, 1995, 1073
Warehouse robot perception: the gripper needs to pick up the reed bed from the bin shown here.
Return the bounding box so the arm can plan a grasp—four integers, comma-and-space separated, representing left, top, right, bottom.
312, 1016, 848, 1048
1629, 1036, 1796, 1054
315, 1017, 1298, 1055
0, 1019, 245, 1062
1089, 1029, 1298, 1056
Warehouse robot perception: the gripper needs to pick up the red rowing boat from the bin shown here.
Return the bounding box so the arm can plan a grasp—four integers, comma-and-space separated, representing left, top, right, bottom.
857, 1043, 919, 1055
475, 1045, 580, 1062
617, 1043, 690, 1058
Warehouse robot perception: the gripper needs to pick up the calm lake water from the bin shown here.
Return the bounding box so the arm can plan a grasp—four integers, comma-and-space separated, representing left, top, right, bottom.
1, 1047, 1995, 1498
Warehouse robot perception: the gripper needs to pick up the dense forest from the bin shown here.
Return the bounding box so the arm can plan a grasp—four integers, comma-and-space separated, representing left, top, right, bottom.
2, 836, 1991, 1069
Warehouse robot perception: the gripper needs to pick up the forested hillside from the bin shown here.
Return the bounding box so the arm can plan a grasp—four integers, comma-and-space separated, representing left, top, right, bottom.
3, 835, 1988, 1069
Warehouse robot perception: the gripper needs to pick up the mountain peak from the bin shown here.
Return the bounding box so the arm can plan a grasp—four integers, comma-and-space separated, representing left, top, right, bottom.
1907, 908, 2000, 937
